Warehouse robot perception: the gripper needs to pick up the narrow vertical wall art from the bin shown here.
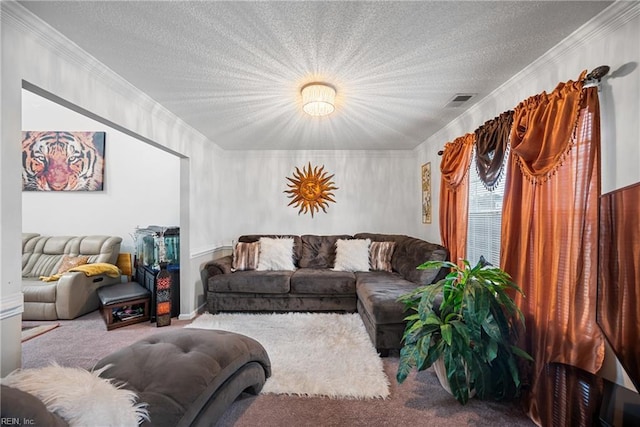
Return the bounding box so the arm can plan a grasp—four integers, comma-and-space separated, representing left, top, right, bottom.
422, 162, 432, 224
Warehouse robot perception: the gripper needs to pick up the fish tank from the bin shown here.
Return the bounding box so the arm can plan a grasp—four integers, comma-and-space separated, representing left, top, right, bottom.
133, 226, 179, 270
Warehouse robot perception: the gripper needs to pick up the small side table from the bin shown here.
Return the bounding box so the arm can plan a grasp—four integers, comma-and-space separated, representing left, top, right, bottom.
97, 282, 151, 330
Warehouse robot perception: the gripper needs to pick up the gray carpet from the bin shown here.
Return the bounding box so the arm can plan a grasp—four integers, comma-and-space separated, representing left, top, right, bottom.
216, 355, 535, 427
21, 310, 535, 426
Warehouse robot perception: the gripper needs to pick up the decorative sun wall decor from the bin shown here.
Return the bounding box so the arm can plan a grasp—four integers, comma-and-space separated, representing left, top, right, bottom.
284, 162, 338, 217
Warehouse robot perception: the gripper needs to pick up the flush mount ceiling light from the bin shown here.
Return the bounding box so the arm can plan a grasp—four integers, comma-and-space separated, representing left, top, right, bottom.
301, 82, 336, 117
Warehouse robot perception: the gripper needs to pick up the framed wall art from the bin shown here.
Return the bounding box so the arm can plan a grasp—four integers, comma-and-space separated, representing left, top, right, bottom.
22, 131, 106, 191
422, 162, 432, 224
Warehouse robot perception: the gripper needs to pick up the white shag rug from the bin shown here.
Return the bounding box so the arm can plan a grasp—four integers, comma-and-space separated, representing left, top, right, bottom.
186, 312, 390, 399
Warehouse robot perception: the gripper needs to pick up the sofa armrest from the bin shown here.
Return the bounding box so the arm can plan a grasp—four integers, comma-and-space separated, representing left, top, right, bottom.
200, 255, 233, 295
55, 271, 121, 319
1, 385, 69, 427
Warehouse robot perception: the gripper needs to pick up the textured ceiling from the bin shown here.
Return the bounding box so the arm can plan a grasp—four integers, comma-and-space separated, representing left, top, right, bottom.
20, 1, 612, 150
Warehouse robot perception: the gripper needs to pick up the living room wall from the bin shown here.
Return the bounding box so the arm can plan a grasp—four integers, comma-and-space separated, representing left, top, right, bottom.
216, 150, 421, 246
21, 90, 180, 254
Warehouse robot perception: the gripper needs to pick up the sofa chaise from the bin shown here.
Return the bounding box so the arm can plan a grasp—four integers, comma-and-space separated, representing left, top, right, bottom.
21, 233, 123, 320
2, 329, 271, 426
201, 233, 449, 353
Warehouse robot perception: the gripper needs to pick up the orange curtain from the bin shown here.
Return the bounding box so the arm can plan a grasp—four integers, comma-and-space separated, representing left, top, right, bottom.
501, 72, 604, 425
439, 133, 475, 264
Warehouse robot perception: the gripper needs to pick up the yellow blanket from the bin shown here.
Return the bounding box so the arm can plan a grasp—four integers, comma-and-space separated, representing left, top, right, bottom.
40, 263, 121, 282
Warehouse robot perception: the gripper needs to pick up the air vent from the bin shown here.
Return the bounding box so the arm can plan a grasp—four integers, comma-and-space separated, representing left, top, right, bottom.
445, 93, 477, 108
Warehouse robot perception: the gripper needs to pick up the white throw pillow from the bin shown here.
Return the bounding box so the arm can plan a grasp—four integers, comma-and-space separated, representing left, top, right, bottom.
1, 364, 148, 427
333, 239, 371, 272
257, 237, 296, 271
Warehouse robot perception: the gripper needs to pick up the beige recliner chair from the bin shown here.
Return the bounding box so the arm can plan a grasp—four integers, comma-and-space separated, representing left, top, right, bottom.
21, 233, 123, 320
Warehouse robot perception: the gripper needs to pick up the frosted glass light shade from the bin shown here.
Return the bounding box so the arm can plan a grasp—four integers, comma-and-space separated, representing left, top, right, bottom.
301, 83, 336, 116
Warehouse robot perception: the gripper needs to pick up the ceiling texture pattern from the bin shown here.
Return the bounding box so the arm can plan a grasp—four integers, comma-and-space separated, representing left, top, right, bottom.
20, 1, 612, 150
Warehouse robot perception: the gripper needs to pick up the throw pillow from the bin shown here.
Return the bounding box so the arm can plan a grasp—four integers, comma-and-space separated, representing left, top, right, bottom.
1, 364, 148, 427
333, 239, 371, 272
257, 237, 296, 271
370, 241, 396, 272
56, 255, 89, 275
232, 241, 259, 271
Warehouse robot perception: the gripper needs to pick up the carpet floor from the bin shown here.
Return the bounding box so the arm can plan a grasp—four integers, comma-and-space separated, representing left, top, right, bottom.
21, 310, 535, 426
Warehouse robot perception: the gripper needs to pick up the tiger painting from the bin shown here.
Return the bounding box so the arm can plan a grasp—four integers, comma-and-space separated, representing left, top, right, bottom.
22, 131, 106, 191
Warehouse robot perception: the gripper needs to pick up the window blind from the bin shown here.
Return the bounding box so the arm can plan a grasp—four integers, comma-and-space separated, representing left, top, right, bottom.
466, 153, 506, 267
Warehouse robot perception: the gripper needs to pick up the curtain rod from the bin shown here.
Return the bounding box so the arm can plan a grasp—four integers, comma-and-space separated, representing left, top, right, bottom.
436, 65, 610, 156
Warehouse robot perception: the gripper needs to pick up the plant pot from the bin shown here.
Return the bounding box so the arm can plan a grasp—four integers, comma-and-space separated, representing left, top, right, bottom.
433, 357, 476, 398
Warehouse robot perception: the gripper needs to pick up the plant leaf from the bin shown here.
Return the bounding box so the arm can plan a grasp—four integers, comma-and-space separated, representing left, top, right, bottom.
445, 353, 470, 405
441, 323, 452, 346
511, 345, 534, 361
397, 344, 418, 383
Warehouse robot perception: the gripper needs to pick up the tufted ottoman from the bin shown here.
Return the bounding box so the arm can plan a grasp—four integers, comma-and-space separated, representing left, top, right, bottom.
94, 329, 271, 427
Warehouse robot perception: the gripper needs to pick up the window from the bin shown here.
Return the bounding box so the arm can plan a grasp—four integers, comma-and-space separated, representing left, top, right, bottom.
466, 153, 506, 267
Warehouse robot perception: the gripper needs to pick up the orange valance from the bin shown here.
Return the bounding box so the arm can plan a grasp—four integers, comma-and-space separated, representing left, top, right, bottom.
440, 133, 475, 190
510, 70, 587, 183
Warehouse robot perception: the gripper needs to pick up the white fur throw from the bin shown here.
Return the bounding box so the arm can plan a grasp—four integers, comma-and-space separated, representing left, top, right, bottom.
257, 237, 296, 271
333, 238, 371, 272
1, 364, 148, 427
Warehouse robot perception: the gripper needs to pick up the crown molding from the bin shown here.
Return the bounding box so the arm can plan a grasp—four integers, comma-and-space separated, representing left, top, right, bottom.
494, 1, 639, 94
223, 149, 416, 160
425, 0, 639, 147
2, 1, 220, 154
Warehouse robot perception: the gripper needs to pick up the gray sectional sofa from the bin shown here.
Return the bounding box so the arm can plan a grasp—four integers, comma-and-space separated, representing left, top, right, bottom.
201, 233, 449, 353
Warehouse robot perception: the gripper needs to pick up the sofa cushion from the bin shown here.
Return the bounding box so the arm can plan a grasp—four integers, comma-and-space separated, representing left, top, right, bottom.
232, 242, 259, 271
354, 233, 448, 284
23, 254, 63, 278
21, 280, 57, 303
290, 269, 356, 295
369, 241, 396, 272
239, 235, 302, 266
22, 235, 122, 278
333, 239, 371, 272
209, 270, 292, 294
98, 282, 151, 306
256, 237, 296, 271
355, 271, 418, 325
299, 235, 352, 269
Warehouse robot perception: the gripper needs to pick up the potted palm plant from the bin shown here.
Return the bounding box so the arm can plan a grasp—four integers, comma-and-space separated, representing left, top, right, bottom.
396, 258, 532, 404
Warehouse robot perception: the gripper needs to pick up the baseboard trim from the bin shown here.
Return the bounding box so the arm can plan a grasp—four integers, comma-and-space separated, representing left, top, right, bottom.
178, 302, 206, 320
